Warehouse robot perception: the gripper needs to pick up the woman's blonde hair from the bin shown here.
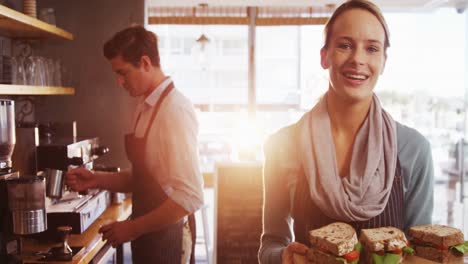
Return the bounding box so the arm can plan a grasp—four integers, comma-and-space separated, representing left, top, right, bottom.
323, 0, 390, 54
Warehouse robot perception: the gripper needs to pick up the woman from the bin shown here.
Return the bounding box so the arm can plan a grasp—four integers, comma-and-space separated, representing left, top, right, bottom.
258, 1, 434, 263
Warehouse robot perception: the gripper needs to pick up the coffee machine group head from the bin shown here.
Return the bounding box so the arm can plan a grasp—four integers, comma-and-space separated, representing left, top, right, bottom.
36, 137, 109, 200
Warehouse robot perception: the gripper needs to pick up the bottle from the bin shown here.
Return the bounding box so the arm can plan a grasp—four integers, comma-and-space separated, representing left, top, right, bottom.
39, 8, 56, 25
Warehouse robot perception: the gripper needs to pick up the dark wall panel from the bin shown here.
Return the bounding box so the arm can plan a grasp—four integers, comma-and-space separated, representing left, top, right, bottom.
35, 0, 144, 168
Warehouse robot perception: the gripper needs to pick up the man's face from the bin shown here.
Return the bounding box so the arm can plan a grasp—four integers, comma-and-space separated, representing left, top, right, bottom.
110, 55, 148, 97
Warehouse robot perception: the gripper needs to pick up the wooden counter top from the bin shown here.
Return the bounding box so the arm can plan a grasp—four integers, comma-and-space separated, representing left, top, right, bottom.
20, 198, 132, 264
294, 253, 468, 263
405, 255, 468, 263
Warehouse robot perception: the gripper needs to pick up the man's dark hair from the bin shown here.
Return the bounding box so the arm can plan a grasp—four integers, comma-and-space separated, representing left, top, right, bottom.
103, 25, 160, 67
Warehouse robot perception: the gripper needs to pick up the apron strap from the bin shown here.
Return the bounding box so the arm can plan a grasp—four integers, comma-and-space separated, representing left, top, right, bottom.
188, 214, 196, 264
132, 82, 175, 136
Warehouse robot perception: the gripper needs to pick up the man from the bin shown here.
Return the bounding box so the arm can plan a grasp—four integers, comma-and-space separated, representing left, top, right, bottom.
66, 25, 204, 264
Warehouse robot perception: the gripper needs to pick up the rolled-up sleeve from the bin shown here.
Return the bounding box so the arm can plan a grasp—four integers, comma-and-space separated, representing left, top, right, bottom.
154, 96, 204, 214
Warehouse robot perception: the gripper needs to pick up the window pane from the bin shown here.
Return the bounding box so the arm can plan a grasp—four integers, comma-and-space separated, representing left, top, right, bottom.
256, 26, 328, 108
380, 10, 466, 209
299, 25, 328, 110
256, 26, 300, 105
148, 25, 248, 105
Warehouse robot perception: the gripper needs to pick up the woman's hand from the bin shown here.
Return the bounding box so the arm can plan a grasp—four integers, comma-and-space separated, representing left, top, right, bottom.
282, 242, 308, 264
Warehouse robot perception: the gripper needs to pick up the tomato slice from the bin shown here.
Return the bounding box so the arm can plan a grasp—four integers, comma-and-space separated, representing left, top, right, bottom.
318, 247, 330, 254
376, 250, 385, 256
343, 250, 359, 262
390, 248, 402, 254
434, 245, 449, 250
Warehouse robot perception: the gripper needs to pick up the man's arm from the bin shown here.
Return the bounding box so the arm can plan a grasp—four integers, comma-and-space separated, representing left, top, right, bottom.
132, 197, 189, 236
99, 196, 190, 247
156, 100, 204, 213
95, 169, 133, 193
67, 168, 133, 193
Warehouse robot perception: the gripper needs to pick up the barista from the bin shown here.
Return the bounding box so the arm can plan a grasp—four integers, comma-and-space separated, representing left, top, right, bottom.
66, 25, 204, 264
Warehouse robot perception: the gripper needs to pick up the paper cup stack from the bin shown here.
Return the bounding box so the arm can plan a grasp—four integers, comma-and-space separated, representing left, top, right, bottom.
23, 0, 37, 18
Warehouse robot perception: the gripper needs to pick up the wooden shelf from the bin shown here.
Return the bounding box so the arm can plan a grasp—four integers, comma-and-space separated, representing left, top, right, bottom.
0, 84, 75, 95
0, 4, 73, 40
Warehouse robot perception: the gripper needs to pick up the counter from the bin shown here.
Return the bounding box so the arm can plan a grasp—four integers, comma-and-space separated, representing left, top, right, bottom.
294, 253, 468, 263
20, 198, 132, 264
405, 255, 468, 263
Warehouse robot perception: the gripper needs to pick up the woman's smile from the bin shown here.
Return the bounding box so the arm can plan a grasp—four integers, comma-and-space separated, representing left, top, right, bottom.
342, 70, 369, 87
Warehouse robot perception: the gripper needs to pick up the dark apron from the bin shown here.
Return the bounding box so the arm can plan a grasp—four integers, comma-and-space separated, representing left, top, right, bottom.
125, 82, 196, 264
293, 161, 405, 245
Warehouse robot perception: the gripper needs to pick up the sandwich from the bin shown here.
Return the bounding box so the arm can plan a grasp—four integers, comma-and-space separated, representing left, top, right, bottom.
409, 224, 468, 263
306, 222, 361, 264
359, 226, 414, 264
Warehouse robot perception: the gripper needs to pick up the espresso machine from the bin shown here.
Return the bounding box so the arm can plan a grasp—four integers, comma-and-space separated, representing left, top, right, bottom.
1, 99, 47, 263
0, 98, 19, 263
1, 100, 113, 262
36, 135, 112, 235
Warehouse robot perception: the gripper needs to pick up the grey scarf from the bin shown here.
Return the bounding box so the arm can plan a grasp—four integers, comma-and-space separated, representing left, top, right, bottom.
298, 93, 397, 222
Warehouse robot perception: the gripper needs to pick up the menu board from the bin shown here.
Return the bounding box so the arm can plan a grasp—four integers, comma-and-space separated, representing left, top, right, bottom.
215, 162, 263, 264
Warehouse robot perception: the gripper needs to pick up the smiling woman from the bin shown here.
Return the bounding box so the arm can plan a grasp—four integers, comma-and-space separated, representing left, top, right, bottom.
258, 1, 435, 263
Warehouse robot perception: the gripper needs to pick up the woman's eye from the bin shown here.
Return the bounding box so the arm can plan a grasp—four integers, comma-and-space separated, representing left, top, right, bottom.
367, 46, 380, 53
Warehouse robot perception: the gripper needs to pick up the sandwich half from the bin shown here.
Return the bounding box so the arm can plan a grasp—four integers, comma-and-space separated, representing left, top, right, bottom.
307, 222, 361, 264
409, 224, 468, 263
359, 226, 414, 264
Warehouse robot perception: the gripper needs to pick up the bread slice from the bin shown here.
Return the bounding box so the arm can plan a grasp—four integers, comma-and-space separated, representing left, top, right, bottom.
306, 248, 350, 264
292, 253, 308, 264
413, 245, 464, 263
409, 225, 464, 247
309, 222, 358, 256
359, 226, 408, 252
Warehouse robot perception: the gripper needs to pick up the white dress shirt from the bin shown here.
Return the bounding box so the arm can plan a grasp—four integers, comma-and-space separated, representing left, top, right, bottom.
132, 77, 204, 214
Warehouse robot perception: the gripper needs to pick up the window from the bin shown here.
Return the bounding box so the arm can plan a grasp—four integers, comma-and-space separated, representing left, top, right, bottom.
149, 24, 249, 105
256, 26, 301, 106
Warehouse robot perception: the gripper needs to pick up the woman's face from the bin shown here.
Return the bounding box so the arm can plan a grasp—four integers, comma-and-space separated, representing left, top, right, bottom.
321, 8, 386, 103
